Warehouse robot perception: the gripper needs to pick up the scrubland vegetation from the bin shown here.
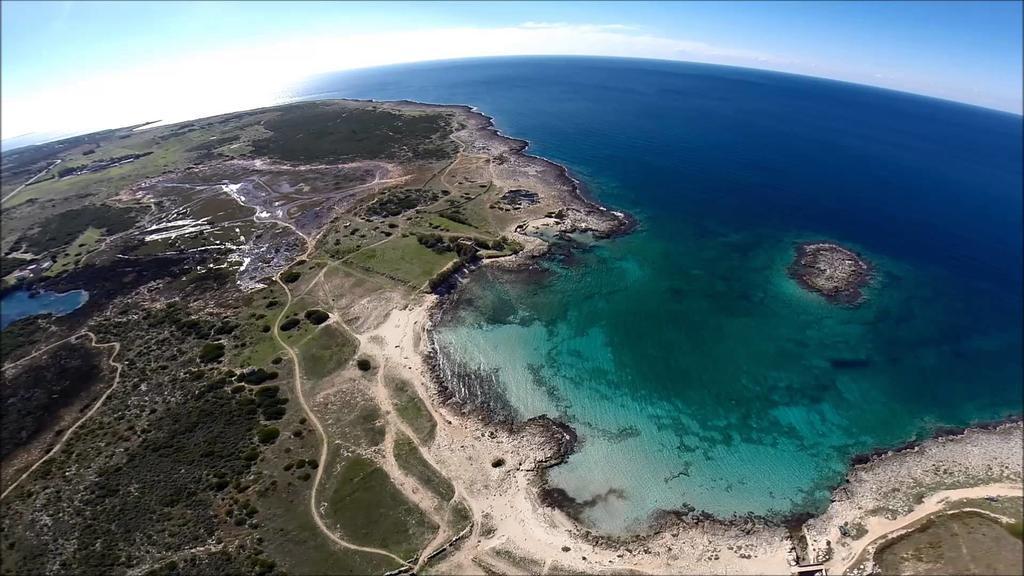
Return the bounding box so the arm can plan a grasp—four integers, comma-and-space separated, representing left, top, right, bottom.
0, 98, 536, 575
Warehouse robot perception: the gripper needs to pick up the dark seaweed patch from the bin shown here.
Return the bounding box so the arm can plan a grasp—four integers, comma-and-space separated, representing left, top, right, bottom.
829, 357, 871, 369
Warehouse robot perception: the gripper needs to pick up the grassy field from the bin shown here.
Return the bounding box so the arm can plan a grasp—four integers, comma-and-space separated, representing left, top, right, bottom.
348, 235, 456, 288
875, 511, 1023, 575
229, 285, 287, 369
386, 375, 437, 445
253, 387, 399, 576
421, 213, 486, 236
44, 226, 104, 276
393, 430, 455, 503
325, 456, 437, 559
298, 324, 358, 380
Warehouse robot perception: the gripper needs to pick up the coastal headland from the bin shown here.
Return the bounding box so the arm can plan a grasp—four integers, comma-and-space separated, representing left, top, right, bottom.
1, 98, 1019, 575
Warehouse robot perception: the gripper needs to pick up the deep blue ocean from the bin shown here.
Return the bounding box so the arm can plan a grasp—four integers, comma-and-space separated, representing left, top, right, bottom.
292, 57, 1023, 532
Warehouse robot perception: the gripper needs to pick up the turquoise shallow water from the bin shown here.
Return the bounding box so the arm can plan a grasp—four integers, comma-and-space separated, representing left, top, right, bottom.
296, 57, 1023, 532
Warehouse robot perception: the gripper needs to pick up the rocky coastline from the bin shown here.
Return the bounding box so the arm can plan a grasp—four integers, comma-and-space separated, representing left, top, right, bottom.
848, 413, 1023, 466
804, 421, 1023, 570
408, 100, 1021, 573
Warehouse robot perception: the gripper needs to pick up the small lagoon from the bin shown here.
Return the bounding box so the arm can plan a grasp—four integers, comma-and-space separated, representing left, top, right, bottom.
1, 288, 89, 329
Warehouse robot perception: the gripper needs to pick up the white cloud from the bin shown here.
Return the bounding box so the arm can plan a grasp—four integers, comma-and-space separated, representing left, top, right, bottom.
1, 22, 779, 140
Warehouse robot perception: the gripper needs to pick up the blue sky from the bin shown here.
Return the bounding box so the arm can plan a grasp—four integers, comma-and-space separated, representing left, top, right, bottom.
2, 1, 1021, 139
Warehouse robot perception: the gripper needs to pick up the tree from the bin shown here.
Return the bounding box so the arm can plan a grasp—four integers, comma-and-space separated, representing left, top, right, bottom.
256, 427, 280, 444
303, 309, 330, 325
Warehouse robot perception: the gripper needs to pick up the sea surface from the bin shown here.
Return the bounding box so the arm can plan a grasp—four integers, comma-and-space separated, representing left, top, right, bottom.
1, 288, 88, 329
292, 57, 1023, 532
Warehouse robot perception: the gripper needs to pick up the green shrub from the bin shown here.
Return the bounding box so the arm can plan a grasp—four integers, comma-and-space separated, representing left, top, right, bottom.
213, 320, 239, 335
253, 385, 280, 399
416, 232, 451, 253
239, 369, 278, 385
198, 342, 225, 363
303, 308, 330, 325
279, 317, 301, 331
260, 405, 286, 421
281, 270, 301, 283
253, 557, 277, 576
356, 358, 372, 371
256, 426, 280, 444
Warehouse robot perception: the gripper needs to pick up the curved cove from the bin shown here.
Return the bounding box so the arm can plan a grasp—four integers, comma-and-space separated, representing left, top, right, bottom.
295, 56, 1024, 533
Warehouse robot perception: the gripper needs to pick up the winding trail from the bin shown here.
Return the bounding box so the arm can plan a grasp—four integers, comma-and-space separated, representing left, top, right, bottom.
2, 330, 89, 371
295, 152, 479, 571
1, 332, 122, 500
361, 301, 481, 572
4, 144, 474, 568
310, 244, 474, 572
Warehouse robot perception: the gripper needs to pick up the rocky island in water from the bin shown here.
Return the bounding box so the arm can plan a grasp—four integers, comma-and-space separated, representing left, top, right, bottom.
789, 241, 872, 305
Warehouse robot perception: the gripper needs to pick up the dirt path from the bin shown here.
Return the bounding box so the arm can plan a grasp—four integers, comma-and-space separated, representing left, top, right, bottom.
828, 482, 1024, 574
360, 301, 490, 573
309, 269, 467, 570
1, 332, 121, 500
304, 224, 477, 572
237, 145, 473, 571
271, 264, 410, 567
373, 365, 461, 570
2, 330, 89, 371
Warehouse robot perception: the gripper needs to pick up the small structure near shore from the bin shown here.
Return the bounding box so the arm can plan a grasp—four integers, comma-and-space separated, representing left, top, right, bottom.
788, 242, 871, 306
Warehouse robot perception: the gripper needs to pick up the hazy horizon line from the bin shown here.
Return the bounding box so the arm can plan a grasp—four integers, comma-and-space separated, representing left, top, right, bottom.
4, 54, 1020, 152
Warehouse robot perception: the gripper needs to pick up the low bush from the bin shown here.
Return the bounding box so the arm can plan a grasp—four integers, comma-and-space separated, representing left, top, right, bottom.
255, 427, 280, 444
198, 342, 225, 363
238, 369, 278, 385
303, 309, 330, 325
